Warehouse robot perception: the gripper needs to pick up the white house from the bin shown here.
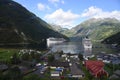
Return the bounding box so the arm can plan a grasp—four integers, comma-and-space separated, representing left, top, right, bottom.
51, 71, 60, 77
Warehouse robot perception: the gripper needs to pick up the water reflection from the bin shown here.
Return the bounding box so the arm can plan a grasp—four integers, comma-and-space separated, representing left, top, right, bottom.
47, 42, 83, 54
47, 41, 118, 55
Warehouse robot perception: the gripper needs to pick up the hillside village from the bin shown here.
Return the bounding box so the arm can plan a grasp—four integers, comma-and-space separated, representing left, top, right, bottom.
0, 38, 120, 80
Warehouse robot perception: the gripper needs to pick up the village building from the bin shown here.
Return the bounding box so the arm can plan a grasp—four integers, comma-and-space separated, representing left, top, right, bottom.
84, 60, 108, 78
70, 63, 84, 78
109, 70, 120, 80
97, 53, 120, 64
0, 64, 8, 71
51, 71, 60, 77
47, 61, 70, 69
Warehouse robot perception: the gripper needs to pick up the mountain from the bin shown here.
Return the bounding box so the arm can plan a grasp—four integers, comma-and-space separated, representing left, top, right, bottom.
50, 24, 74, 37
102, 32, 120, 45
72, 18, 120, 41
0, 0, 68, 45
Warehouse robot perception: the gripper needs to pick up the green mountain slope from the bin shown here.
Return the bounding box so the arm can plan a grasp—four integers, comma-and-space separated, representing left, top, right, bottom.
50, 24, 74, 37
102, 32, 120, 45
0, 0, 67, 44
72, 18, 120, 41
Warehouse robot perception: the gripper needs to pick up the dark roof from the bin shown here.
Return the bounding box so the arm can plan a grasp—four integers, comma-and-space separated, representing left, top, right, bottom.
109, 74, 119, 80
48, 61, 69, 68
70, 63, 84, 75
0, 64, 8, 70
51, 71, 60, 74
114, 70, 120, 76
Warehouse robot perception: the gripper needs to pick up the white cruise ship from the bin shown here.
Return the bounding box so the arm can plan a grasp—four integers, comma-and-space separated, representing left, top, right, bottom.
47, 37, 66, 43
47, 37, 66, 48
82, 37, 92, 49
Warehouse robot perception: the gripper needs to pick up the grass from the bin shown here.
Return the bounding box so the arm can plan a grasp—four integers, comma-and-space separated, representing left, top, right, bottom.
0, 48, 19, 62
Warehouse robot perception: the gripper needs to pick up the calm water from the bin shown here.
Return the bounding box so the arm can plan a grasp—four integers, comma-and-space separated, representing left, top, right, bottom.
48, 41, 84, 54
48, 41, 118, 54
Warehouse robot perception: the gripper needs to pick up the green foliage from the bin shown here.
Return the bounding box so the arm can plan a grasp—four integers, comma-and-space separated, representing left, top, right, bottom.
11, 53, 21, 64
59, 51, 64, 57
0, 49, 18, 64
102, 32, 120, 45
21, 52, 42, 62
48, 54, 55, 62
4, 66, 22, 80
78, 53, 84, 61
104, 63, 120, 76
23, 74, 42, 80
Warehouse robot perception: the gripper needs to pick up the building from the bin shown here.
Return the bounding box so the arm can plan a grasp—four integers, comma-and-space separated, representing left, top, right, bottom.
51, 71, 60, 77
109, 70, 120, 80
47, 61, 70, 69
70, 63, 84, 78
0, 64, 8, 71
84, 60, 108, 78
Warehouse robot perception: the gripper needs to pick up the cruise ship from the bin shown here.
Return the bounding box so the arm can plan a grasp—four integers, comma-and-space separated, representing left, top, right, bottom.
82, 37, 92, 49
47, 37, 66, 48
47, 37, 66, 43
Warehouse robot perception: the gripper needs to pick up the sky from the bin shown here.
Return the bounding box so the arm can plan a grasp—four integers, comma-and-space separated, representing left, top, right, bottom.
14, 0, 120, 29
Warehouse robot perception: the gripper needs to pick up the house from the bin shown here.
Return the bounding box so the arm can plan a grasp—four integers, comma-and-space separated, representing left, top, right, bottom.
114, 70, 120, 76
51, 71, 60, 77
48, 61, 70, 77
0, 64, 8, 71
62, 54, 79, 59
109, 70, 120, 80
109, 74, 119, 80
47, 61, 70, 69
70, 54, 79, 59
70, 63, 84, 78
97, 53, 120, 64
18, 66, 28, 74
84, 60, 108, 78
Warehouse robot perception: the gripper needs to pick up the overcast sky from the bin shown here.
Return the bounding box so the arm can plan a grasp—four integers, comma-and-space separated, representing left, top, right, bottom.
14, 0, 120, 29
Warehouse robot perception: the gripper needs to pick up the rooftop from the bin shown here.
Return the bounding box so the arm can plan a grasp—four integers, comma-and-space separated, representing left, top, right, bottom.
48, 61, 69, 68
70, 63, 84, 75
84, 60, 108, 77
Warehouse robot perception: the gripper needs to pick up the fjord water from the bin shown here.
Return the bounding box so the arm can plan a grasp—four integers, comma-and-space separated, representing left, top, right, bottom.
48, 41, 118, 54
49, 42, 84, 54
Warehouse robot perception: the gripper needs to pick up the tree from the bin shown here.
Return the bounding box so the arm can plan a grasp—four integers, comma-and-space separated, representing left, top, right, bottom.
11, 53, 21, 64
4, 66, 22, 80
78, 53, 84, 61
48, 55, 55, 62
23, 74, 42, 80
59, 51, 64, 57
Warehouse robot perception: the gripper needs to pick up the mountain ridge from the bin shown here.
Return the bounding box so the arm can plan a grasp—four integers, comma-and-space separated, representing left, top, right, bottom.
0, 0, 68, 45
71, 18, 120, 41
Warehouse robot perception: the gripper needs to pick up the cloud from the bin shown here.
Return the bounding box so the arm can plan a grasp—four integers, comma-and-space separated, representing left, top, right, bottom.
37, 3, 50, 11
44, 8, 80, 27
48, 0, 59, 3
61, 0, 65, 4
48, 0, 65, 5
44, 6, 120, 28
81, 6, 102, 17
81, 6, 120, 20
94, 11, 120, 20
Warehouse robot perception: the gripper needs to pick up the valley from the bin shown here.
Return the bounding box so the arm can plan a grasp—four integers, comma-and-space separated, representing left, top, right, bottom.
0, 0, 120, 80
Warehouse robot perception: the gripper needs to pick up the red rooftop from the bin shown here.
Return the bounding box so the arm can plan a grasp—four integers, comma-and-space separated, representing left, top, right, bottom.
84, 60, 108, 78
